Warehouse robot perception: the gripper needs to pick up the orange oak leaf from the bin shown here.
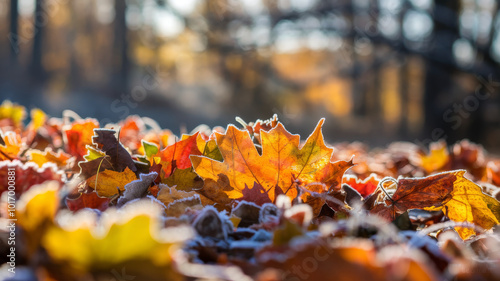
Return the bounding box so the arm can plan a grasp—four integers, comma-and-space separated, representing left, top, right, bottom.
191, 119, 353, 202
238, 114, 279, 145
369, 172, 457, 221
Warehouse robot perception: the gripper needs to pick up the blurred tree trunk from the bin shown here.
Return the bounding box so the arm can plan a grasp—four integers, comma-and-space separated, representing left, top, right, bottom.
423, 0, 460, 142
9, 0, 19, 63
113, 0, 129, 94
31, 0, 45, 81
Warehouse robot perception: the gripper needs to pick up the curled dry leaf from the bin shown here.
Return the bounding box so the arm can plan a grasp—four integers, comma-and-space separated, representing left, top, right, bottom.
368, 172, 456, 221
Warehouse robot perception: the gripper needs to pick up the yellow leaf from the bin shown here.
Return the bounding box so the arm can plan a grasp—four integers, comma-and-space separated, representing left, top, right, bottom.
0, 100, 26, 128
419, 141, 449, 174
87, 167, 137, 197
28, 148, 72, 168
427, 170, 500, 239
17, 181, 60, 257
29, 108, 47, 130
42, 202, 192, 280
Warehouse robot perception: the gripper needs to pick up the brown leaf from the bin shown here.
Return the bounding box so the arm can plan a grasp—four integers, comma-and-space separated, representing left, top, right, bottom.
369, 172, 456, 221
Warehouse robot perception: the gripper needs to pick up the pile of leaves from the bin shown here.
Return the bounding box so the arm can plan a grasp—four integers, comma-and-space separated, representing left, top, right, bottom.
0, 100, 499, 281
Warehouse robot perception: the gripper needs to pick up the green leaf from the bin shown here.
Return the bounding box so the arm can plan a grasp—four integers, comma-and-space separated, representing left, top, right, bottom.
142, 140, 159, 160
83, 145, 105, 161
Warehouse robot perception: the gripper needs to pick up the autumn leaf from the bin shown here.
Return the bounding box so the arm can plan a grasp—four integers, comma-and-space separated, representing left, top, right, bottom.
152, 133, 219, 191
0, 100, 26, 129
27, 108, 47, 131
0, 131, 22, 160
117, 172, 158, 206
415, 141, 450, 174
86, 167, 137, 197
41, 201, 193, 281
164, 167, 204, 191
425, 170, 500, 239
237, 114, 279, 145
151, 132, 203, 179
117, 115, 145, 152
28, 148, 73, 168
195, 177, 233, 210
142, 140, 159, 160
157, 184, 203, 217
369, 172, 457, 221
342, 173, 380, 198
64, 119, 99, 159
66, 189, 110, 212
17, 181, 60, 257
92, 129, 137, 172
191, 119, 353, 202
237, 182, 273, 206
0, 160, 63, 196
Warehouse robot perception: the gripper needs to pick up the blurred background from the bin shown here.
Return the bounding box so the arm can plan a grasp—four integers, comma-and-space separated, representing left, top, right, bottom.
0, 0, 500, 151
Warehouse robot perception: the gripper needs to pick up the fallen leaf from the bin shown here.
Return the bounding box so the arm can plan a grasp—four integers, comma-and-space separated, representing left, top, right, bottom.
152, 132, 203, 178
164, 167, 204, 191
117, 172, 158, 206
92, 129, 137, 172
27, 108, 47, 131
42, 201, 192, 280
369, 172, 456, 221
0, 131, 22, 160
342, 173, 380, 198
64, 119, 99, 159
0, 160, 63, 196
87, 167, 137, 197
17, 181, 59, 257
427, 170, 500, 239
65, 190, 110, 212
416, 141, 450, 174
237, 182, 273, 206
142, 140, 159, 160
157, 184, 203, 217
0, 100, 26, 129
28, 148, 72, 168
191, 119, 352, 202
78, 155, 115, 180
